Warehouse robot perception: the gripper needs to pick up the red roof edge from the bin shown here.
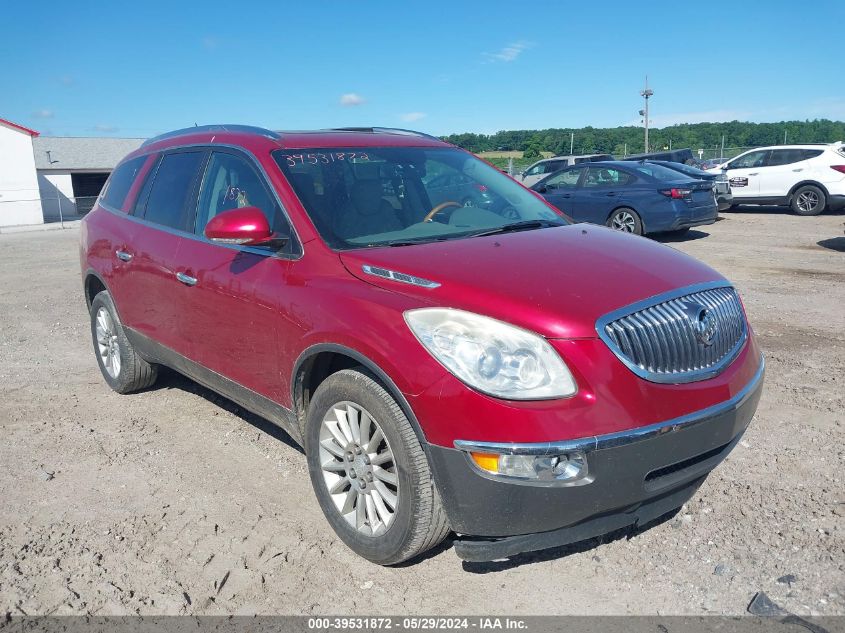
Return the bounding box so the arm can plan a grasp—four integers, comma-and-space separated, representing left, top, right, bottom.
0, 117, 40, 137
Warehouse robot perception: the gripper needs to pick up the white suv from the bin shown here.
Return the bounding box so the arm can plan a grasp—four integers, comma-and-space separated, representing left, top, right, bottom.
517, 154, 613, 187
707, 143, 845, 215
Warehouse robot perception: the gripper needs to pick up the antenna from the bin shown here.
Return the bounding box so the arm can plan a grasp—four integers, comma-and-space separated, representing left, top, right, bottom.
640, 76, 654, 153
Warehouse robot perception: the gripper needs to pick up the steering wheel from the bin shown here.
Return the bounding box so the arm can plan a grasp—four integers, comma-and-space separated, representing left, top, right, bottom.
423, 201, 462, 223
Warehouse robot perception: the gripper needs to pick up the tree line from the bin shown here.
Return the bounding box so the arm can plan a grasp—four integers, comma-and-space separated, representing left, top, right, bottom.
442, 120, 845, 157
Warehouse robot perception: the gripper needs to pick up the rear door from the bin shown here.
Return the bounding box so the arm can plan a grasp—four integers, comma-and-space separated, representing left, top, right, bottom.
119, 149, 207, 358
179, 149, 300, 403
723, 149, 769, 198
574, 166, 636, 224
758, 149, 824, 198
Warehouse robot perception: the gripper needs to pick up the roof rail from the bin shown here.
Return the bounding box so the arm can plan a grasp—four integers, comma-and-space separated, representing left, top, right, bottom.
329, 127, 440, 141
142, 124, 281, 147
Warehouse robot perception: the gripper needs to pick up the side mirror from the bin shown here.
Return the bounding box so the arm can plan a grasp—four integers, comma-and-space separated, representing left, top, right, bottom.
535, 185, 547, 193
204, 206, 286, 248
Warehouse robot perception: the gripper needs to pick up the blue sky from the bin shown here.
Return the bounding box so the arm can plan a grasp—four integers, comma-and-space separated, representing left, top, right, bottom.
2, 0, 844, 138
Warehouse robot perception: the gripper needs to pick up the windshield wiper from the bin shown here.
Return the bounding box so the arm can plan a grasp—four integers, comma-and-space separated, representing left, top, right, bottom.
469, 219, 565, 238
381, 233, 480, 247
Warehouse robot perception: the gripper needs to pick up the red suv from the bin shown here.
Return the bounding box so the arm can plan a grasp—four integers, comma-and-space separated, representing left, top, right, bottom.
80, 125, 764, 565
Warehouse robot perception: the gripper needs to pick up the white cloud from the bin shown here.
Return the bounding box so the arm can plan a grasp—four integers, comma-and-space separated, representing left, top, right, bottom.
33, 109, 54, 119
483, 41, 532, 63
400, 112, 427, 122
339, 93, 366, 107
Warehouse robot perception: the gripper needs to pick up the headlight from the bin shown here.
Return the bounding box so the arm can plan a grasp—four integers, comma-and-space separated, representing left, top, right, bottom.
404, 308, 576, 399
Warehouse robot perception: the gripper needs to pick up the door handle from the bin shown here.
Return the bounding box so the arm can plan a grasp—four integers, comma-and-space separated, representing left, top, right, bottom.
115, 250, 133, 262
605, 192, 618, 197
176, 272, 197, 286
748, 173, 758, 176
792, 168, 804, 172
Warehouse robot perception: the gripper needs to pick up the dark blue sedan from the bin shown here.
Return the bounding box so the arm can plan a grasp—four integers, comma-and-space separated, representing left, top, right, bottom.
530, 161, 718, 236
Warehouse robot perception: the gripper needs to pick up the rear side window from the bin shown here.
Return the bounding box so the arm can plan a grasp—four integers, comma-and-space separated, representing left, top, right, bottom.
767, 149, 823, 166
101, 156, 147, 211
139, 151, 205, 231
584, 167, 635, 187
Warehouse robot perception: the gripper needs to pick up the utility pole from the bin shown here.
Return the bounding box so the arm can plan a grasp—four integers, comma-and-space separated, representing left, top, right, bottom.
640, 76, 653, 153
570, 132, 574, 155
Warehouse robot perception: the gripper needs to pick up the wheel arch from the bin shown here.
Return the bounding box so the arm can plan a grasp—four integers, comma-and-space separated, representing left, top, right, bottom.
291, 343, 430, 453
607, 205, 645, 233
84, 269, 110, 312
787, 180, 830, 201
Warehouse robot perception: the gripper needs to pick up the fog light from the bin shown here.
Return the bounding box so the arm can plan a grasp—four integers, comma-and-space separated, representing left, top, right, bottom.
468, 450, 589, 483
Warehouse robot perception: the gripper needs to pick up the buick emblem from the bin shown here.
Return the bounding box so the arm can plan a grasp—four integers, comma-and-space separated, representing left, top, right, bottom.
680, 301, 718, 346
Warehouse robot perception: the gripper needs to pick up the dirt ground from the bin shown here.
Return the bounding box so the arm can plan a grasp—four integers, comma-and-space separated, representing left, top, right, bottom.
0, 207, 843, 617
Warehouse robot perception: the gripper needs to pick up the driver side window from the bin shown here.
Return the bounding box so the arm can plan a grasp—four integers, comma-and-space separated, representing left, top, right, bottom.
196, 152, 292, 251
729, 150, 770, 169
544, 167, 583, 188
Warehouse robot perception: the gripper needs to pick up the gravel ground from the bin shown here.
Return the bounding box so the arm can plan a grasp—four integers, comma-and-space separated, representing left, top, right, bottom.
0, 207, 843, 617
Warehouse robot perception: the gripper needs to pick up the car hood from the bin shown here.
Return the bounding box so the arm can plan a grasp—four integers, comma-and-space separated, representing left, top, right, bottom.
339, 225, 726, 339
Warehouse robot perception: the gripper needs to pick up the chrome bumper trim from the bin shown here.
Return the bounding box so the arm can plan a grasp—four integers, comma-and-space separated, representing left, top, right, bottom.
454, 354, 764, 455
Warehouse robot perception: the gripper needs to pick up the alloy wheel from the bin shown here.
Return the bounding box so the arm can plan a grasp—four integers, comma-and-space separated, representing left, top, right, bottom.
318, 401, 399, 537
95, 307, 121, 378
611, 211, 636, 232
796, 191, 819, 213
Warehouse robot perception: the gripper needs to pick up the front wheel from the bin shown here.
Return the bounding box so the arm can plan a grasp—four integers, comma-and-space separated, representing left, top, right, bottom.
791, 185, 826, 216
607, 207, 643, 235
305, 369, 450, 565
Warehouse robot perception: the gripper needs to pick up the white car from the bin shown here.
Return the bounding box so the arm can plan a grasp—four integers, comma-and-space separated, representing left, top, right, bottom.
706, 143, 845, 215
517, 154, 613, 188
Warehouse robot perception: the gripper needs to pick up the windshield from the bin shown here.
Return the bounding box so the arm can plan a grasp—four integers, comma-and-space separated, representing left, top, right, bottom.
273, 146, 566, 249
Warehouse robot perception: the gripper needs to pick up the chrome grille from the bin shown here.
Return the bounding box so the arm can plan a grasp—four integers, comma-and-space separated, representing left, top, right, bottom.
598, 284, 747, 383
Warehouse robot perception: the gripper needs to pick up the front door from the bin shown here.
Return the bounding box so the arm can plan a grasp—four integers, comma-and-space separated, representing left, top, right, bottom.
723, 149, 769, 199
179, 149, 300, 404
537, 166, 584, 217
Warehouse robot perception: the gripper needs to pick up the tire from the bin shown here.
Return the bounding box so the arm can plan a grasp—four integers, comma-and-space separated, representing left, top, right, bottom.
305, 368, 450, 565
790, 185, 826, 216
607, 207, 643, 235
90, 291, 158, 394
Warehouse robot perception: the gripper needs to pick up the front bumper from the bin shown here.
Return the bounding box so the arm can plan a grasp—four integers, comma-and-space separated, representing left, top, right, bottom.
428, 356, 764, 561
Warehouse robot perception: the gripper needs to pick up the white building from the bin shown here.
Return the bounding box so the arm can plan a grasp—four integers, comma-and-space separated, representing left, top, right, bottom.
0, 118, 42, 226
0, 117, 143, 228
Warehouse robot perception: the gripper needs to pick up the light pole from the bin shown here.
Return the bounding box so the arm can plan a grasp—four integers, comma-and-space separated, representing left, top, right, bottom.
640, 76, 653, 153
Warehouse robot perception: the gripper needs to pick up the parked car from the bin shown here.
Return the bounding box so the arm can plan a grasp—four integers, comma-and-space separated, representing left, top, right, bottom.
647, 160, 733, 211
424, 171, 499, 210
532, 161, 718, 236
705, 143, 845, 215
621, 148, 695, 165
81, 125, 763, 565
700, 157, 728, 170
517, 154, 613, 187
